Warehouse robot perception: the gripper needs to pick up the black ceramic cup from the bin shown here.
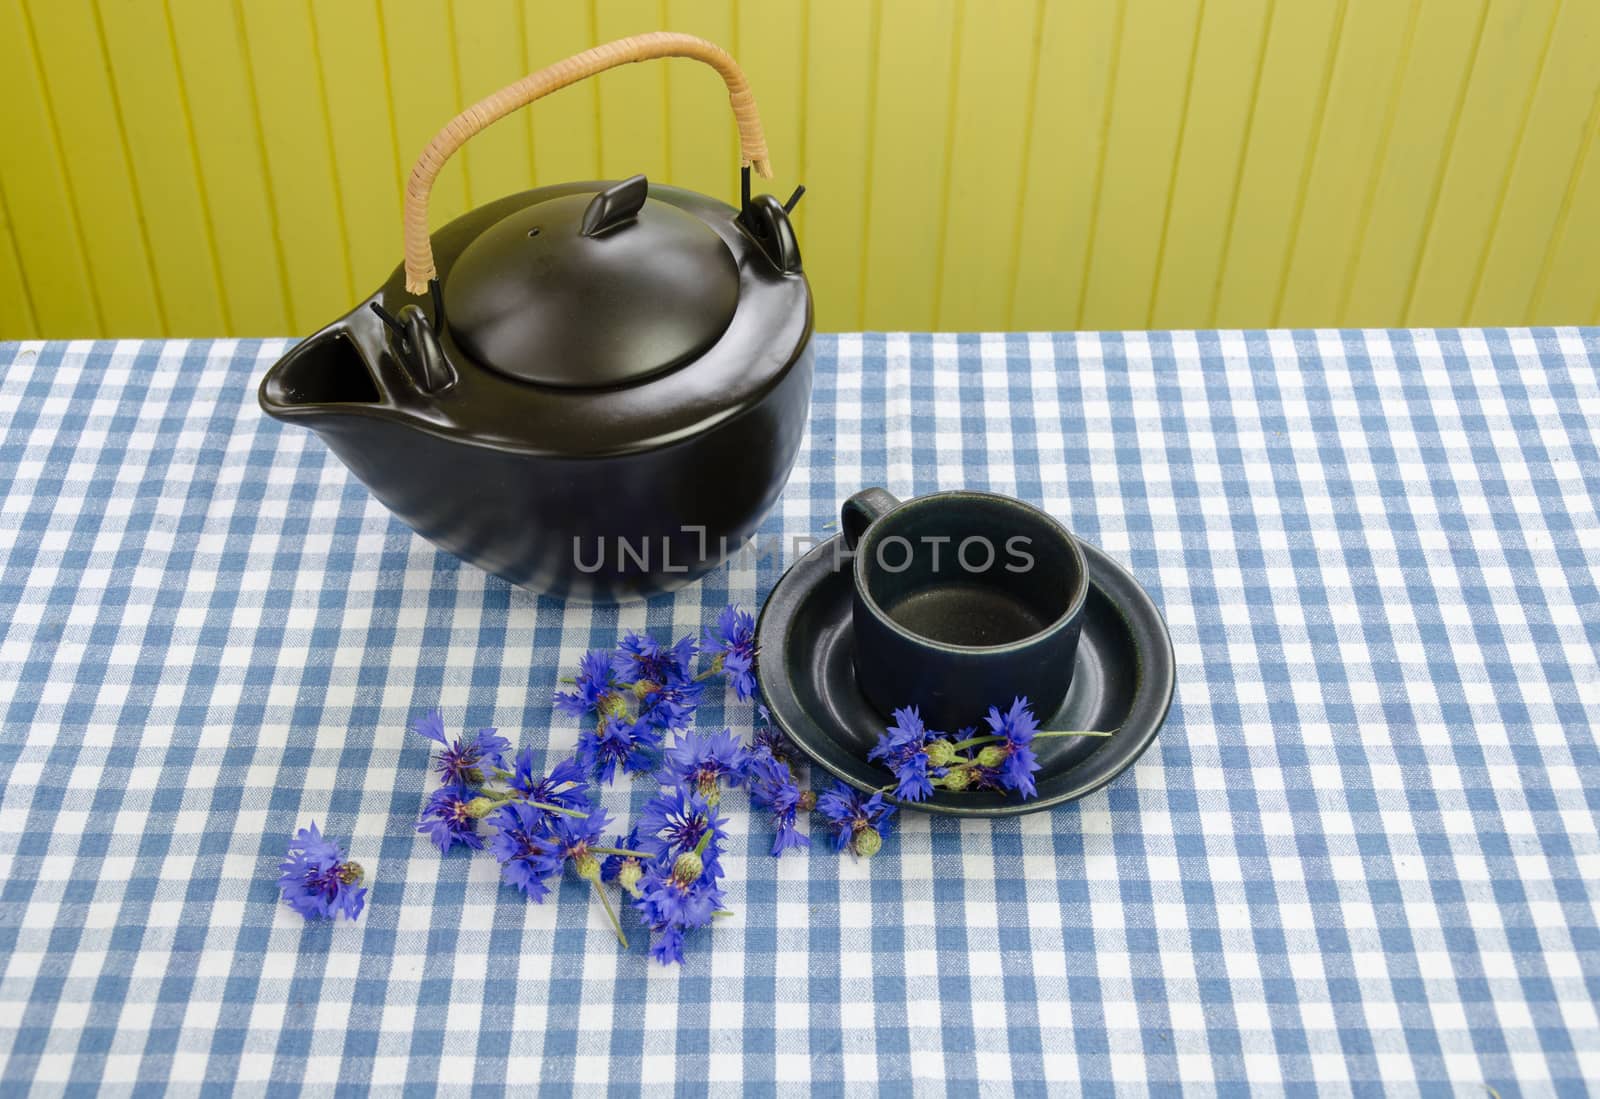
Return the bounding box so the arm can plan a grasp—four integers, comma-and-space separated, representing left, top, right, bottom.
841, 488, 1090, 732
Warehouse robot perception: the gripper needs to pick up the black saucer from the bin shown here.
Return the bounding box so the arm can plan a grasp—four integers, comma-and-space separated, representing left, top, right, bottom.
756, 534, 1175, 816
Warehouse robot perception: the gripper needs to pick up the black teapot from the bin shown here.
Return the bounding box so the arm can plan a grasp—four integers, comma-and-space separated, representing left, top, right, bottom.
259, 34, 812, 602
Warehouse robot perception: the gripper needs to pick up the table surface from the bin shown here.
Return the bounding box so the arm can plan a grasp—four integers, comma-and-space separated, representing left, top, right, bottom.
1, 331, 1597, 1095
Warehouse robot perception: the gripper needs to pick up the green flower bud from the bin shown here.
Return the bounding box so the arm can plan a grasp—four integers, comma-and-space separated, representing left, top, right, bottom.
672, 849, 704, 885
616, 859, 643, 898
975, 745, 1006, 768
925, 739, 959, 767
632, 679, 660, 700
853, 828, 882, 858
465, 796, 500, 819
942, 766, 973, 791
797, 790, 817, 812
574, 852, 602, 882
698, 775, 722, 807
337, 861, 365, 885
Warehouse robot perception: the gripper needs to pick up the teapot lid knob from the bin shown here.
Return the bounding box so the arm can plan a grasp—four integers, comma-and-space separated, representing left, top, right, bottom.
581, 174, 649, 237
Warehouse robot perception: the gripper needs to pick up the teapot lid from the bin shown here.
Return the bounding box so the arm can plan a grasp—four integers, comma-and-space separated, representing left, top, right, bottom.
441, 175, 740, 389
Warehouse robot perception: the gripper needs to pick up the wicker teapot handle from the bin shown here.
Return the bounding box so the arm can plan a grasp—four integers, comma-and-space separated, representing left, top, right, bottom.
401, 31, 773, 294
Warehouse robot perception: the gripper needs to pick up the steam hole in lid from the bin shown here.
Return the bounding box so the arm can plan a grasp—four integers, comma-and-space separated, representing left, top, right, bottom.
527, 227, 541, 237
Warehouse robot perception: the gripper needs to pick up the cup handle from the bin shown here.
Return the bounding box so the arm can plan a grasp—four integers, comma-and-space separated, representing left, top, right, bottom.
841, 488, 900, 550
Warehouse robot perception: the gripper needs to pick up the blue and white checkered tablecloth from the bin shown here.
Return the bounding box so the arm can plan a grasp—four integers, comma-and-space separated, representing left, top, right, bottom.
0, 330, 1597, 1095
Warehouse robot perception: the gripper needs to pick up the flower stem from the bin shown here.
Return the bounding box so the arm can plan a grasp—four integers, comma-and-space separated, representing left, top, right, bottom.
529, 800, 589, 819
590, 846, 652, 859
590, 879, 629, 948
477, 784, 590, 819
946, 729, 1112, 751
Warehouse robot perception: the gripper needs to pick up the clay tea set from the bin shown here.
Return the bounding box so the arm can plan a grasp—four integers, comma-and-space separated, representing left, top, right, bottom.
257, 33, 1173, 814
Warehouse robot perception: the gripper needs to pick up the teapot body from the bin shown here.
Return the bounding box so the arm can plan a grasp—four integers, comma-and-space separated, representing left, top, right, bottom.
260, 182, 814, 601
298, 345, 811, 600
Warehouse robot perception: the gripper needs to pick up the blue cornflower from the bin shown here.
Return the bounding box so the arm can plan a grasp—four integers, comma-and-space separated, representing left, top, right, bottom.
634, 847, 725, 965
884, 705, 929, 748
539, 803, 612, 871
647, 926, 687, 966
815, 782, 897, 858
488, 797, 611, 901
504, 748, 591, 815
984, 696, 1041, 799
745, 752, 810, 856
703, 605, 758, 700
985, 696, 1040, 743
486, 800, 563, 902
636, 785, 727, 860
412, 709, 511, 787
634, 678, 702, 734
554, 649, 619, 718
577, 714, 663, 783
415, 782, 484, 852
278, 822, 366, 920
612, 631, 697, 687
752, 721, 799, 767
659, 729, 749, 804
601, 827, 647, 897
868, 705, 942, 801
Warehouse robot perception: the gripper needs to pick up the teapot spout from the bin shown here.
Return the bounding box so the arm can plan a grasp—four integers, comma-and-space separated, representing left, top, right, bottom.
259, 327, 381, 419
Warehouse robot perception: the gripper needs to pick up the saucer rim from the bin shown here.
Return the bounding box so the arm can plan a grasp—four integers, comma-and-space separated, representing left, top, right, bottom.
755, 531, 1175, 818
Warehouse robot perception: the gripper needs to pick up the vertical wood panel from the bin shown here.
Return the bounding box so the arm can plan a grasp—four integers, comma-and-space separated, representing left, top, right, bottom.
4, 0, 1600, 335
1405, 0, 1558, 325
933, 0, 1037, 332
1212, 1, 1345, 327
1080, 0, 1204, 330
27, 0, 165, 333
385, 0, 469, 231
1149, 0, 1272, 329
861, 0, 959, 331
525, 1, 600, 186
452, 0, 536, 209
595, 0, 669, 183
0, 191, 39, 338
1527, 92, 1600, 324
166, 0, 289, 335
734, 0, 806, 218
0, 0, 100, 335
665, 0, 736, 199
98, 0, 228, 334
237, 0, 353, 331
313, 0, 405, 294
1008, 0, 1121, 331
1339, 0, 1485, 327
801, 0, 874, 331
1467, 2, 1600, 324
1275, 0, 1415, 328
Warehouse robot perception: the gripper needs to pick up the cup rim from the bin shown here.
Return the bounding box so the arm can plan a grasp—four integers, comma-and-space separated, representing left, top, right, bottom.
850, 490, 1090, 655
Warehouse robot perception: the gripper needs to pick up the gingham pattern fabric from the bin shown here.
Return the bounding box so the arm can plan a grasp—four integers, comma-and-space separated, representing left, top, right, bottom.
0, 331, 1596, 1095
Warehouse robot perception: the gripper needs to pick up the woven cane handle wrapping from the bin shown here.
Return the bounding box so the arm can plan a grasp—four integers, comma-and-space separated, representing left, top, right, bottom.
402, 32, 774, 293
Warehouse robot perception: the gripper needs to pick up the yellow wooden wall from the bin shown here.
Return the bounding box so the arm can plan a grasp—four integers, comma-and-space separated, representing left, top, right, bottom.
1, 0, 1598, 338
